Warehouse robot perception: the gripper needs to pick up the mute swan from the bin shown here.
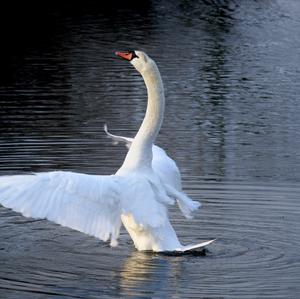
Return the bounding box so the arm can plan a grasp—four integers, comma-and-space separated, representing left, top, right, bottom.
104, 124, 200, 218
0, 50, 214, 252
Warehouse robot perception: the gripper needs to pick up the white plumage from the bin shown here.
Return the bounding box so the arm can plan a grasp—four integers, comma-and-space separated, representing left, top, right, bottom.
0, 172, 122, 246
0, 50, 214, 252
104, 124, 201, 219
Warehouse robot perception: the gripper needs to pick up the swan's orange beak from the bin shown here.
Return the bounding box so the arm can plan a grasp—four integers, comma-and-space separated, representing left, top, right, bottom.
115, 51, 134, 61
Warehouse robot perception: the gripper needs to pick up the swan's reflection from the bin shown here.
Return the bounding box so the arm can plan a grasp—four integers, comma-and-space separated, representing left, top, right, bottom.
119, 250, 184, 297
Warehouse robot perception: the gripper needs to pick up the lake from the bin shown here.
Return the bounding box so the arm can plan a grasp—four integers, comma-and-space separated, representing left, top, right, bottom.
0, 1, 300, 298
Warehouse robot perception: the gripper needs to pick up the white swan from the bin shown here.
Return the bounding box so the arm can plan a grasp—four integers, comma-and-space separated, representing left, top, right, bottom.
0, 50, 214, 252
104, 124, 200, 218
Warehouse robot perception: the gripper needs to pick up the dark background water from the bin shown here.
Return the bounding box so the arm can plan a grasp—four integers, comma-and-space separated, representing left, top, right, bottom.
0, 1, 300, 298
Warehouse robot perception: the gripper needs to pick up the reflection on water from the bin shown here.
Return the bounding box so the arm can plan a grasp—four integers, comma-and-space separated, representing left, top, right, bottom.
1, 0, 300, 298
120, 250, 210, 298
120, 252, 174, 297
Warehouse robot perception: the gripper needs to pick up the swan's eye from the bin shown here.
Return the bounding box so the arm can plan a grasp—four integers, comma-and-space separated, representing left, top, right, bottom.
130, 51, 139, 60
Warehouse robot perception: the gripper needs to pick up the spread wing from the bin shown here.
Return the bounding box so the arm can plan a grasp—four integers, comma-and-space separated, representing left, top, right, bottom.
0, 171, 177, 247
0, 171, 123, 246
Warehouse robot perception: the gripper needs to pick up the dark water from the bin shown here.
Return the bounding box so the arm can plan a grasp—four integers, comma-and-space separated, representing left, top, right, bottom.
0, 1, 300, 298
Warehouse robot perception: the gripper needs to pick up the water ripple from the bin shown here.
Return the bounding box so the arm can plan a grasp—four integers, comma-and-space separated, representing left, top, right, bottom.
1, 0, 300, 298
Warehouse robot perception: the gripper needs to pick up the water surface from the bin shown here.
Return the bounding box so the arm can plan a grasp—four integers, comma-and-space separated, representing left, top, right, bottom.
0, 1, 300, 298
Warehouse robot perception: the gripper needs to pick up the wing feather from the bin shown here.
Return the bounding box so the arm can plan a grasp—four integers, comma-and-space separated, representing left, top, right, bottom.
104, 125, 201, 219
0, 171, 122, 246
120, 176, 170, 229
0, 170, 185, 247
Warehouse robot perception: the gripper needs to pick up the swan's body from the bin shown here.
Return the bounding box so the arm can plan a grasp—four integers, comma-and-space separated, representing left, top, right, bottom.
104, 124, 181, 190
0, 51, 214, 252
104, 125, 200, 218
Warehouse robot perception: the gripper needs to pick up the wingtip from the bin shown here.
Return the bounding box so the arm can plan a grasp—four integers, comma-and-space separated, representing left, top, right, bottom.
103, 123, 108, 133
110, 238, 118, 247
104, 123, 116, 140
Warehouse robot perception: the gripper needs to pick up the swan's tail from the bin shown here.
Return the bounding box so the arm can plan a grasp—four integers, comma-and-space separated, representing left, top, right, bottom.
178, 239, 216, 252
165, 184, 201, 219
104, 124, 133, 149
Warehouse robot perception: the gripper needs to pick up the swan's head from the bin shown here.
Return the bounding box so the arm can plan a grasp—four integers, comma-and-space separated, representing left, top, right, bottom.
115, 50, 155, 74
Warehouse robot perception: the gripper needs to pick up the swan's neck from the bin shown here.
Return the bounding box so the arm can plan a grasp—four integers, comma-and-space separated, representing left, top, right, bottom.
119, 64, 165, 173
